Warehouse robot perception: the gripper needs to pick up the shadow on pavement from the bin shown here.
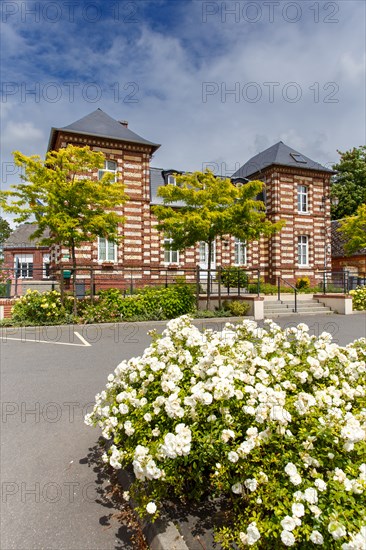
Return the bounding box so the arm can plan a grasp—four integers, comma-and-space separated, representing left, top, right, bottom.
80, 441, 148, 550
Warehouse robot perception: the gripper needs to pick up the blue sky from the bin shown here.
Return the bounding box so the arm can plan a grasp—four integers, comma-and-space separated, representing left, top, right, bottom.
1, 0, 365, 208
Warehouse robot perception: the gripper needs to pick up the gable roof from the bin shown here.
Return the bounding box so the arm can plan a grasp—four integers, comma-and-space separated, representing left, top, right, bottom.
331, 220, 366, 258
48, 109, 160, 152
4, 224, 50, 250
232, 141, 334, 179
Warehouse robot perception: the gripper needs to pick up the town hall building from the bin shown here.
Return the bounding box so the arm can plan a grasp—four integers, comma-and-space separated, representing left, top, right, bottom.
4, 108, 334, 290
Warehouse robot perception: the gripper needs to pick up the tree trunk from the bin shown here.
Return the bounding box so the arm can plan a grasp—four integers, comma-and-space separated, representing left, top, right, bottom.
206, 239, 212, 310
71, 240, 77, 317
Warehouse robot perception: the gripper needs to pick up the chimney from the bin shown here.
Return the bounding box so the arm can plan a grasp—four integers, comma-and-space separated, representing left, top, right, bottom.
119, 120, 128, 128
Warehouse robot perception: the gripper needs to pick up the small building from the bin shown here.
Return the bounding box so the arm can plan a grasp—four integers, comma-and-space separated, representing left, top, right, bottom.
331, 220, 366, 283
3, 224, 54, 295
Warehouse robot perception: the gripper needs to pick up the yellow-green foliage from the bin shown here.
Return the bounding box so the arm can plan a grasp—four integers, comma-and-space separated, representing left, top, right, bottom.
350, 286, 366, 310
226, 300, 250, 316
296, 276, 310, 290
11, 289, 69, 324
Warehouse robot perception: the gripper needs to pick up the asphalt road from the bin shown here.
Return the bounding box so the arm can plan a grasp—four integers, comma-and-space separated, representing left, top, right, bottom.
1, 313, 365, 550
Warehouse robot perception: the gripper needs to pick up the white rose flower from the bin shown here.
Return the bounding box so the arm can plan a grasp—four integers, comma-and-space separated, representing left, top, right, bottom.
244, 478, 258, 492
310, 530, 324, 545
328, 521, 347, 540
146, 501, 157, 514
309, 505, 322, 519
221, 429, 235, 443
246, 522, 261, 545
314, 479, 327, 492
285, 463, 298, 477
231, 482, 243, 494
304, 487, 318, 504
290, 474, 302, 486
228, 451, 239, 463
281, 516, 297, 532
281, 530, 296, 546
292, 503, 305, 517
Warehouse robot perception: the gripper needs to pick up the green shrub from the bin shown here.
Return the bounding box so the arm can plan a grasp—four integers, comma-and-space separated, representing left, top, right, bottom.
193, 309, 232, 319
11, 289, 69, 325
80, 283, 196, 323
224, 300, 250, 316
87, 316, 366, 548
221, 267, 249, 289
350, 286, 366, 310
296, 276, 310, 289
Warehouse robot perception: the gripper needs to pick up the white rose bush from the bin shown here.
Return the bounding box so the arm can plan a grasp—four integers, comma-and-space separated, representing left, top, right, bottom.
86, 316, 366, 548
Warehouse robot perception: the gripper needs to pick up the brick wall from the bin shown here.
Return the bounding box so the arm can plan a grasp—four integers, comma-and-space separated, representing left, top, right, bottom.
0, 299, 15, 319
48, 132, 332, 286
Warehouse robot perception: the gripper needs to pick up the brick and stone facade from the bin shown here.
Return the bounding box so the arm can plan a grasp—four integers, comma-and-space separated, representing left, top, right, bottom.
4, 110, 334, 290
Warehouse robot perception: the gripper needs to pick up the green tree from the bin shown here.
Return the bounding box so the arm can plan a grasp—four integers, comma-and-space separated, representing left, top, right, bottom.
331, 145, 366, 219
339, 203, 366, 254
152, 169, 283, 308
0, 217, 11, 261
0, 145, 127, 312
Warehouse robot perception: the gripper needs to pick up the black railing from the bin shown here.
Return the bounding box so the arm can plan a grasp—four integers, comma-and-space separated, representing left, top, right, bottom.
197, 267, 261, 299
0, 267, 58, 298
320, 271, 350, 294
348, 273, 366, 290
278, 276, 298, 313
0, 265, 261, 309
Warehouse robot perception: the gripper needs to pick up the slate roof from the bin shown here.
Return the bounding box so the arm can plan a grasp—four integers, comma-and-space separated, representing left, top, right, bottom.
3, 224, 50, 249
232, 141, 334, 179
331, 220, 366, 257
48, 109, 160, 152
150, 168, 185, 206
150, 168, 166, 205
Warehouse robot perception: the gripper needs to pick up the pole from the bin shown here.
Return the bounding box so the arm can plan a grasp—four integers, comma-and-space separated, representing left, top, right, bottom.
218, 266, 222, 310
196, 265, 200, 311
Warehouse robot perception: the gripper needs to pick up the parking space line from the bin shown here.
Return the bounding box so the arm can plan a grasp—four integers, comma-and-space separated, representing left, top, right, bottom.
4, 331, 92, 347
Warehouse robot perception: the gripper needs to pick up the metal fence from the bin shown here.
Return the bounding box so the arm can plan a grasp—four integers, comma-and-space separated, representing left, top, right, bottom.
1, 265, 364, 300
319, 271, 352, 294
0, 265, 261, 302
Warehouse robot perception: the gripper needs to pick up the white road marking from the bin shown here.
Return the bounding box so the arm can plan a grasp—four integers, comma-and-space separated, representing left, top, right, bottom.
74, 331, 92, 347
3, 331, 92, 347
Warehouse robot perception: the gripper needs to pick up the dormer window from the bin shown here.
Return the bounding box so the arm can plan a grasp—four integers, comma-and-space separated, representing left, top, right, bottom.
162, 170, 181, 185
98, 160, 117, 182
291, 153, 307, 164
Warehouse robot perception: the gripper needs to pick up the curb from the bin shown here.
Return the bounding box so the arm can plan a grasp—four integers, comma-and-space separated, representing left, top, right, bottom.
116, 469, 189, 550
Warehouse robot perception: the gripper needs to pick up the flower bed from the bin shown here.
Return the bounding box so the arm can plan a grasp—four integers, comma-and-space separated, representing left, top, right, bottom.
86, 316, 366, 548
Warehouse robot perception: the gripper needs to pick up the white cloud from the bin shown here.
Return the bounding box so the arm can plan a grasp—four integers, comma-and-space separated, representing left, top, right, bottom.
0, 0, 364, 187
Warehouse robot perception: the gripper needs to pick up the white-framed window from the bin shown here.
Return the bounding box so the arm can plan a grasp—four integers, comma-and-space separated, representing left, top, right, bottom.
199, 242, 216, 264
297, 185, 308, 213
298, 235, 309, 266
43, 254, 50, 279
98, 238, 117, 262
164, 238, 179, 263
167, 175, 176, 185
234, 238, 247, 265
98, 160, 117, 181
14, 254, 33, 278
